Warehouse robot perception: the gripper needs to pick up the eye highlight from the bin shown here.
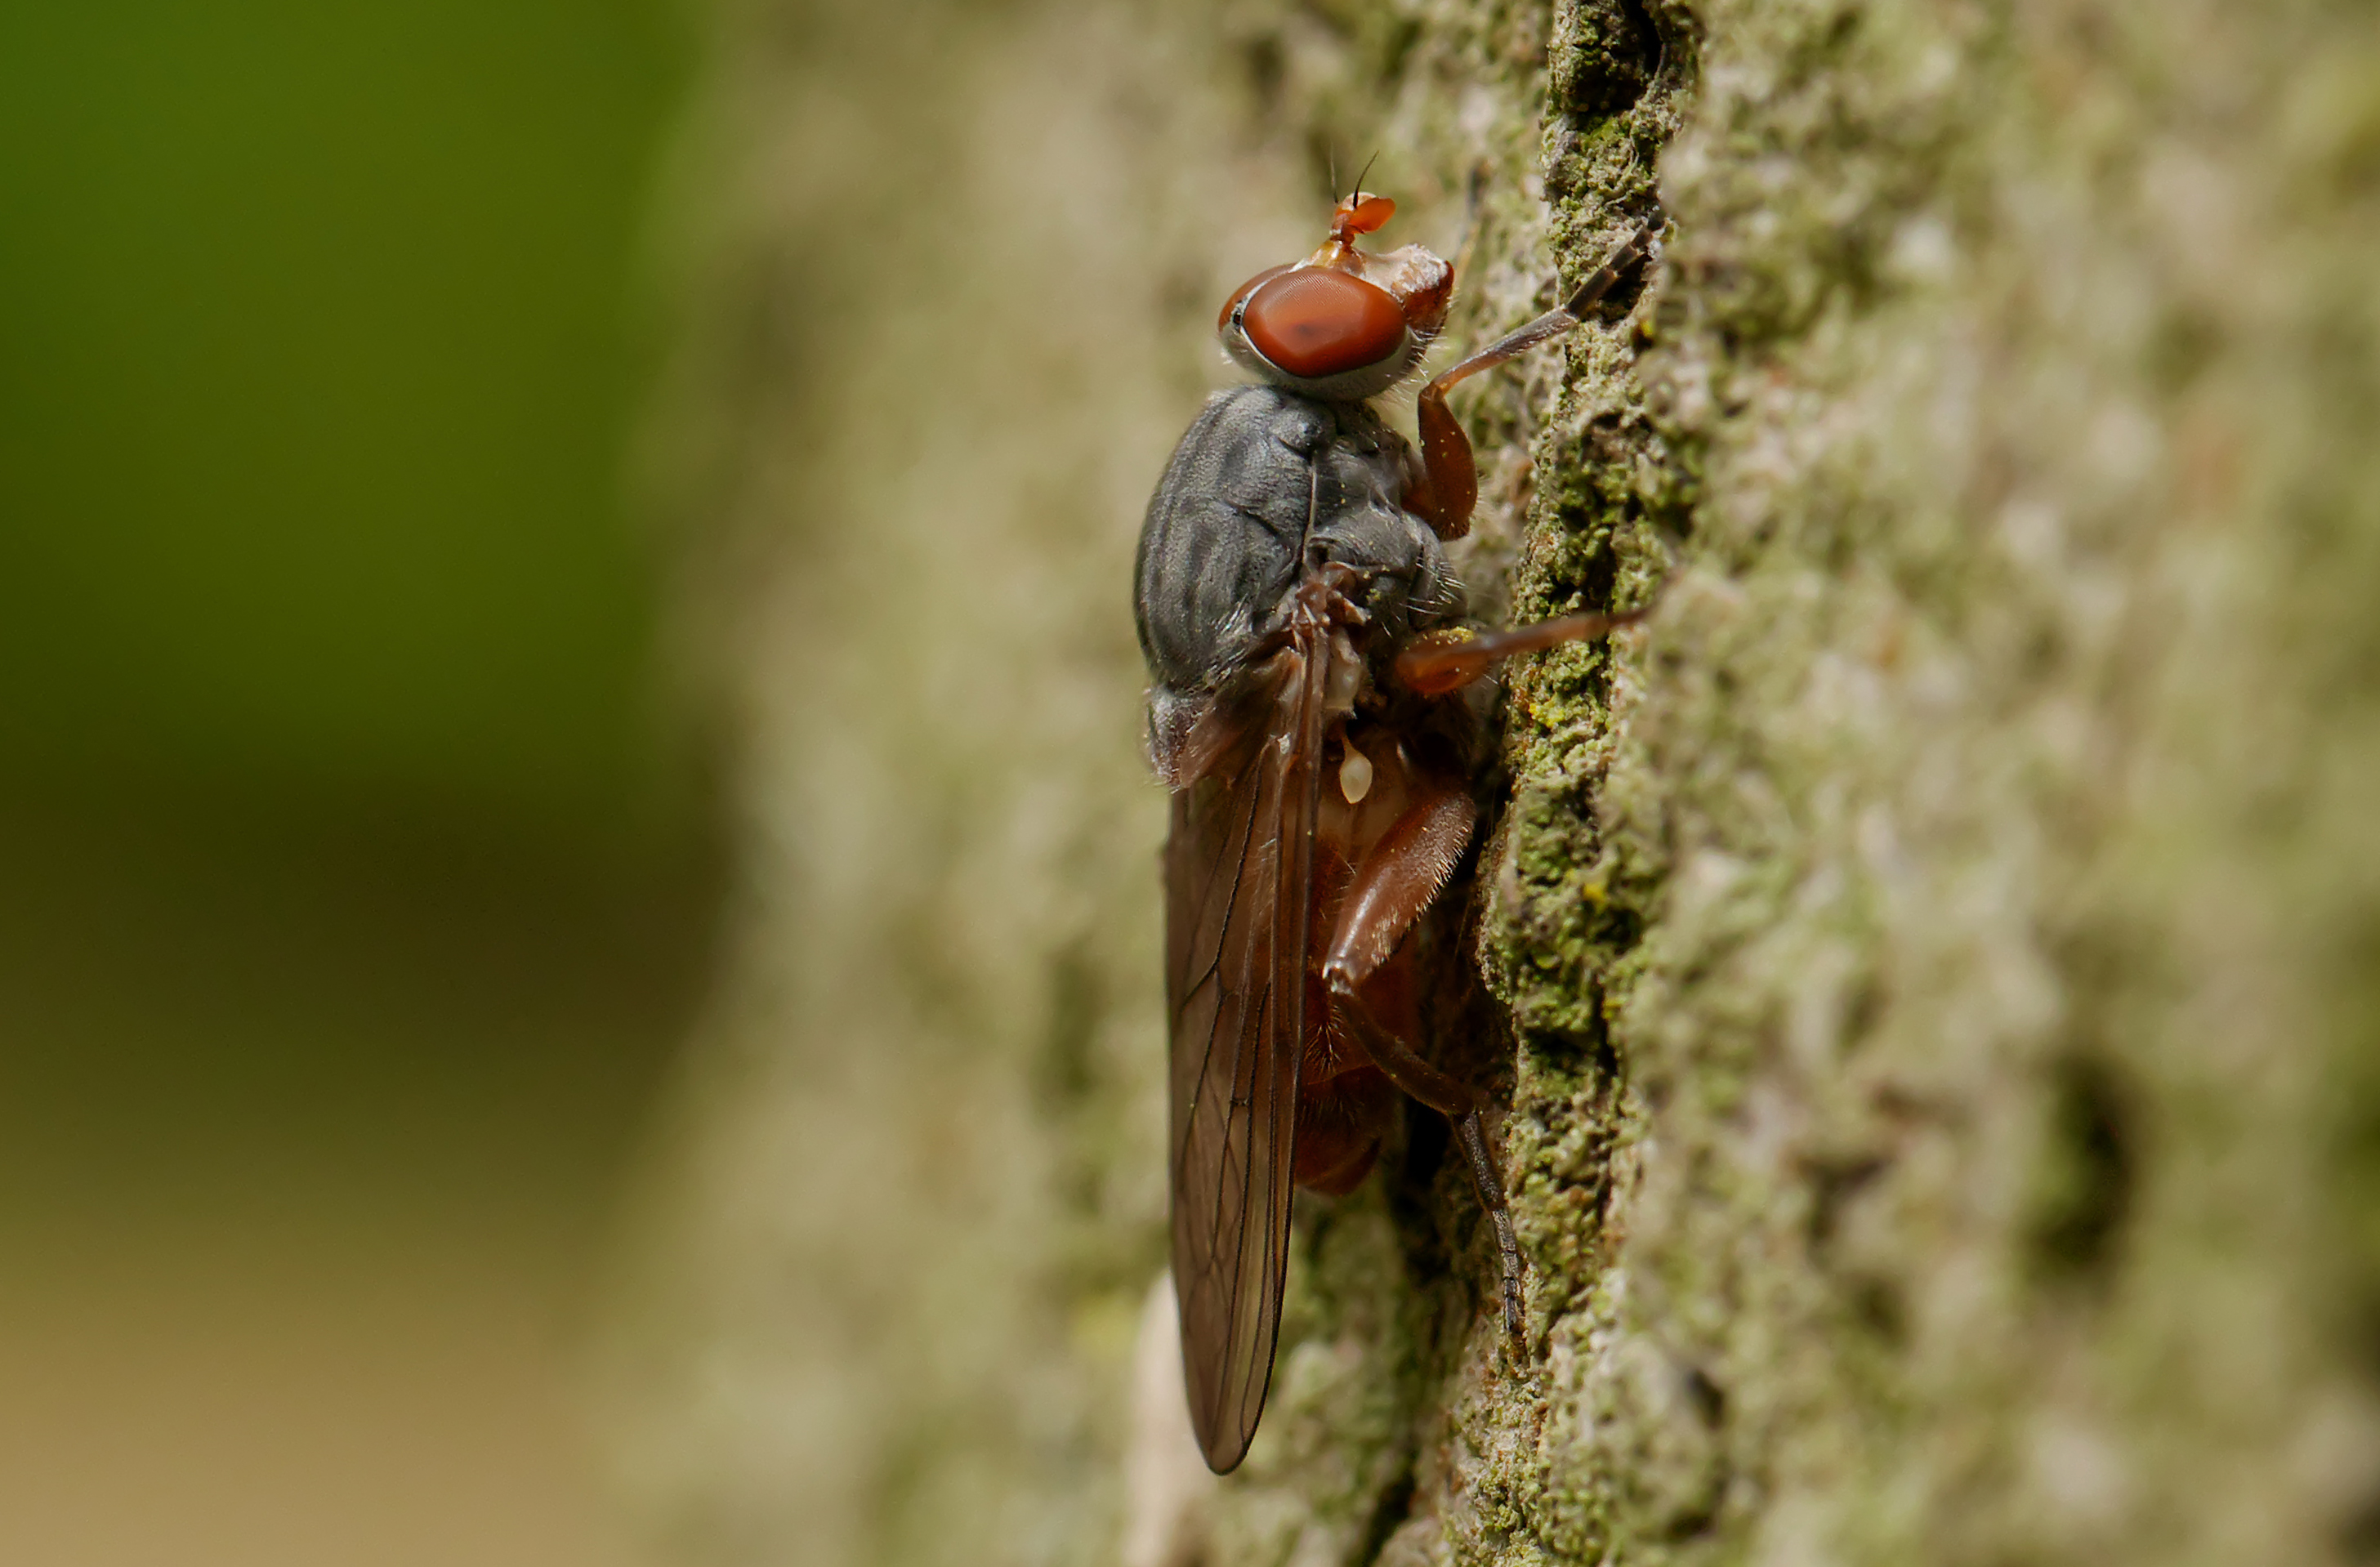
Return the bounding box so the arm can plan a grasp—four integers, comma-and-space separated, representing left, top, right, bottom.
1239, 269, 1407, 379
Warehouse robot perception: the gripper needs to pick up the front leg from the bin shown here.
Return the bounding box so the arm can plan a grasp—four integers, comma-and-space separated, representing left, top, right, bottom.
1317, 782, 1526, 1341
1404, 221, 1659, 541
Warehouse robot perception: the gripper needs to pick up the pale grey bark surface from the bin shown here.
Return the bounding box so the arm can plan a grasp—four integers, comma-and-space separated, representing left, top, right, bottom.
602, 1, 2380, 1563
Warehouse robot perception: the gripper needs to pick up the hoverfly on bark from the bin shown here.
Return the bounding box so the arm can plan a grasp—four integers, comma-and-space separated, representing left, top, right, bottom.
1136, 187, 1657, 1472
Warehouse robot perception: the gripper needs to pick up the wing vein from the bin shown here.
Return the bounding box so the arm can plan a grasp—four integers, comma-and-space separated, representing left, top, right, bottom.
1163, 587, 1332, 1471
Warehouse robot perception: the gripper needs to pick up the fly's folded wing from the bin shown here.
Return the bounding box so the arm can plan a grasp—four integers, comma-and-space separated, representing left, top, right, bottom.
1163, 640, 1325, 1474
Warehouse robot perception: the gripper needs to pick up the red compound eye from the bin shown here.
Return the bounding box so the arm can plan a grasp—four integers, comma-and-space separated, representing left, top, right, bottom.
1240, 269, 1406, 378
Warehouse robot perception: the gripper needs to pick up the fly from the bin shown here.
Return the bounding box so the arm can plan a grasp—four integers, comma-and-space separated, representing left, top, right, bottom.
1135, 187, 1657, 1473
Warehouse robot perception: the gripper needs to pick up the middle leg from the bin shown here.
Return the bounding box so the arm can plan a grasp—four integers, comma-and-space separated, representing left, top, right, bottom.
1392, 605, 1654, 697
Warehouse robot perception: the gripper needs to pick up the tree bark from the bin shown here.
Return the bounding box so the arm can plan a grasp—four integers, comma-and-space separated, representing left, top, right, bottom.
605, 0, 2380, 1564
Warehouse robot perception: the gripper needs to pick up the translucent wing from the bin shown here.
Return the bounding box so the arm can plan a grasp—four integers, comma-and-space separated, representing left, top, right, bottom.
1163, 631, 1327, 1474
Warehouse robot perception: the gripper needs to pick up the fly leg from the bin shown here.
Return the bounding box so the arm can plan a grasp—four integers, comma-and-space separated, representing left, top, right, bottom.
1405, 220, 1660, 541
1316, 784, 1529, 1342
1343, 1001, 1527, 1346
1393, 604, 1654, 697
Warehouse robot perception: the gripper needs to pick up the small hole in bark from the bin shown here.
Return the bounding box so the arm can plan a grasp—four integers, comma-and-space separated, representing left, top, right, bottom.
1850, 1276, 1906, 1343
2026, 1053, 2137, 1286
1599, 904, 1646, 953
1525, 1023, 1609, 1072
1804, 1152, 1888, 1257
1681, 1364, 1726, 1426
1352, 1465, 1418, 1566
1591, 1021, 1620, 1085
1400, 1102, 1450, 1188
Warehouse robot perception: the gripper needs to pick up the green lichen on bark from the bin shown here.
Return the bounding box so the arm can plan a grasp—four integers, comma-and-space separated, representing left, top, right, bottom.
1206, 0, 2380, 1561
1484, 0, 2380, 1562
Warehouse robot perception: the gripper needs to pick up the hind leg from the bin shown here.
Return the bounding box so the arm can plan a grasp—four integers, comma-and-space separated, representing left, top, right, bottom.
1318, 782, 1525, 1341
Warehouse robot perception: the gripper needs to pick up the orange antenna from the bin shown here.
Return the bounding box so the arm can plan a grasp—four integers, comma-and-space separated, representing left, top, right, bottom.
1350, 150, 1379, 205
1329, 155, 1395, 248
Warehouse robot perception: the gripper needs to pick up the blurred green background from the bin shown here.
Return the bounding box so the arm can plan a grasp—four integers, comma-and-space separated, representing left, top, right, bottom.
0, 1, 706, 1560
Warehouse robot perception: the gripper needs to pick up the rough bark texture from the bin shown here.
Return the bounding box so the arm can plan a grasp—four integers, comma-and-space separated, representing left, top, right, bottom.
605, 0, 2380, 1564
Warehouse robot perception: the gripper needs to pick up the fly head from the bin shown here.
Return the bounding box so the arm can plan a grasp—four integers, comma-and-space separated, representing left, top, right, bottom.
1217, 191, 1454, 404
